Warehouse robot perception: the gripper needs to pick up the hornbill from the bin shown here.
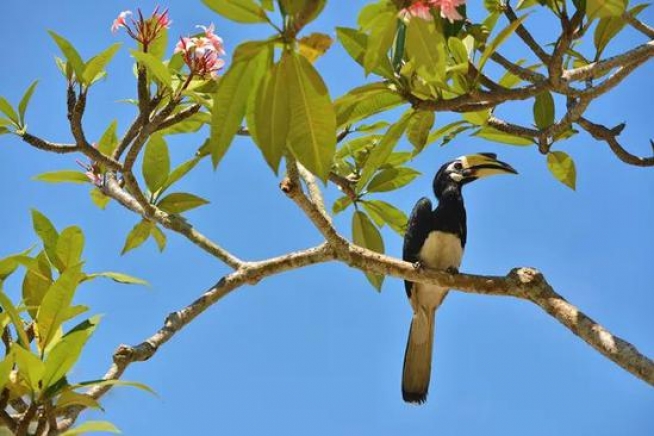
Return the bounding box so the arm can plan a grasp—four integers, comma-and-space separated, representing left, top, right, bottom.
401, 153, 517, 404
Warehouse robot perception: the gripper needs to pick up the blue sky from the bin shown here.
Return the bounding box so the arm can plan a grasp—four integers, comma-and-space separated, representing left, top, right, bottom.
1, 1, 653, 434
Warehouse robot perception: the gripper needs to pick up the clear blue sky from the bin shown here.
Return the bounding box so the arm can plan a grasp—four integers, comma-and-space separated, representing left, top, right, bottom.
1, 1, 653, 434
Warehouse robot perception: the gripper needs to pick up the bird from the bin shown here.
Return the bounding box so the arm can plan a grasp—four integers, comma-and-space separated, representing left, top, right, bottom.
401, 153, 517, 404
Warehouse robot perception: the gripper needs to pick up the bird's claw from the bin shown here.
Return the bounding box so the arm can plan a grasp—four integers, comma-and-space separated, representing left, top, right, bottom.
445, 266, 459, 275
413, 261, 424, 271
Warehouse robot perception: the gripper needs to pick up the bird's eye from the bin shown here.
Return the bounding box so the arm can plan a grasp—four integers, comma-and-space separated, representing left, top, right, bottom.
453, 162, 463, 170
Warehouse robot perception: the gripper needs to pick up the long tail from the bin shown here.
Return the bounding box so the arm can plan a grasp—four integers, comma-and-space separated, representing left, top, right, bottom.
401, 308, 436, 404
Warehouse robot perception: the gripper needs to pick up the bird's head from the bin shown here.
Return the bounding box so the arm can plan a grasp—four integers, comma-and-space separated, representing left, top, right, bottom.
433, 153, 517, 198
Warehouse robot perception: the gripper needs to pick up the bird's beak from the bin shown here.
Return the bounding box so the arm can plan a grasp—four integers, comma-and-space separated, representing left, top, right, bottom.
461, 153, 518, 181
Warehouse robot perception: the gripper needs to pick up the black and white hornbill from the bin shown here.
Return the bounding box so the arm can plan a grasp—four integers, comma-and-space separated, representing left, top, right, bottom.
401, 153, 517, 404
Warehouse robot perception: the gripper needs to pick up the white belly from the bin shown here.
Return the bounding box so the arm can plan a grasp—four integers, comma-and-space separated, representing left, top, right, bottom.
418, 231, 463, 270
411, 231, 464, 312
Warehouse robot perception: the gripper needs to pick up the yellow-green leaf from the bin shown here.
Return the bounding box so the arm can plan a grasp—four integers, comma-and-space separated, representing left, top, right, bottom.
22, 251, 53, 319
284, 52, 337, 182
83, 43, 121, 85
90, 189, 111, 210
534, 91, 555, 129
335, 27, 394, 78
48, 31, 85, 81
474, 127, 534, 145
121, 220, 153, 255
0, 97, 18, 126
97, 120, 119, 157
367, 167, 420, 193
36, 263, 84, 350
332, 196, 353, 215
56, 226, 85, 270
299, 33, 333, 63
31, 209, 62, 271
361, 199, 408, 235
60, 421, 120, 436
131, 50, 172, 88
151, 225, 167, 252
142, 134, 170, 194
157, 192, 209, 214
54, 391, 102, 412
0, 288, 30, 347
547, 151, 576, 190
478, 14, 529, 73
363, 10, 397, 75
210, 42, 272, 168
352, 211, 385, 291
587, 0, 626, 18
407, 110, 435, 150
12, 344, 45, 393
42, 316, 100, 390
0, 355, 14, 391
71, 378, 156, 396
335, 83, 405, 129
462, 109, 491, 126
359, 110, 412, 187
202, 0, 268, 23
249, 60, 289, 173
33, 170, 89, 184
86, 272, 149, 286
405, 18, 447, 83
18, 80, 38, 127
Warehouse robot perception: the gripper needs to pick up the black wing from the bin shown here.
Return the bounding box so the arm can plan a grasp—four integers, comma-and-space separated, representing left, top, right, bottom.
403, 197, 433, 298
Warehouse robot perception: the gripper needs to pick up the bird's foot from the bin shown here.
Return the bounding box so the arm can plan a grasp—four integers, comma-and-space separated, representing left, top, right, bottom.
413, 261, 424, 271
445, 266, 459, 275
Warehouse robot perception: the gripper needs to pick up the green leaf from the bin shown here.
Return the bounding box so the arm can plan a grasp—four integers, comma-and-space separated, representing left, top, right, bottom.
54, 391, 102, 411
367, 167, 420, 193
56, 226, 84, 270
249, 59, 289, 173
587, 0, 626, 18
18, 80, 38, 127
0, 355, 14, 391
131, 50, 172, 88
22, 251, 53, 319
33, 170, 89, 184
407, 110, 435, 150
210, 42, 272, 168
478, 14, 529, 73
86, 271, 148, 286
405, 18, 447, 84
90, 189, 111, 210
60, 421, 120, 436
332, 196, 353, 215
42, 316, 100, 390
462, 109, 491, 126
97, 120, 119, 157
361, 199, 407, 235
71, 378, 156, 395
157, 157, 201, 197
547, 151, 576, 190
0, 288, 30, 347
121, 220, 153, 255
157, 192, 209, 214
0, 97, 18, 126
202, 0, 268, 23
534, 91, 555, 129
284, 52, 337, 182
447, 37, 469, 75
143, 135, 170, 194
416, 120, 469, 154
12, 344, 45, 393
36, 263, 84, 350
474, 127, 534, 145
335, 27, 394, 78
83, 43, 121, 85
31, 209, 62, 271
151, 225, 167, 252
335, 83, 405, 129
352, 211, 385, 291
594, 3, 648, 57
363, 9, 397, 75
359, 110, 412, 188
48, 31, 85, 81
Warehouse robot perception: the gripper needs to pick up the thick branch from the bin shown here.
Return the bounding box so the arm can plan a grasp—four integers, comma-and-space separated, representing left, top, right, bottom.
623, 11, 654, 39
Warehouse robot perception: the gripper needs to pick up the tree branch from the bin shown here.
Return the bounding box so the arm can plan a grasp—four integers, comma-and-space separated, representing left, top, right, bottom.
623, 10, 654, 39
504, 4, 551, 64
577, 117, 654, 166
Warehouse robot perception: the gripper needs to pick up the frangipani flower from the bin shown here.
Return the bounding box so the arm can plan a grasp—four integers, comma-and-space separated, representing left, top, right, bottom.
175, 24, 226, 78
399, 0, 466, 23
111, 6, 171, 49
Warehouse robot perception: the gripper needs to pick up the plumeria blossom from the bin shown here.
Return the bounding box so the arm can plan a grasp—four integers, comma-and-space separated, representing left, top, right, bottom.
399, 0, 465, 23
174, 24, 226, 78
76, 146, 104, 186
111, 6, 171, 49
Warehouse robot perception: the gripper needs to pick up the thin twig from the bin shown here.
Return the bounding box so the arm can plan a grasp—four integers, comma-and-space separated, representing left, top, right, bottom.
577, 117, 654, 166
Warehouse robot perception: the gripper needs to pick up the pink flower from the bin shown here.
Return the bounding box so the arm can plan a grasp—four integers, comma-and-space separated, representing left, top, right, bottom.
399, 0, 465, 23
111, 10, 132, 33
431, 0, 465, 23
175, 25, 226, 78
